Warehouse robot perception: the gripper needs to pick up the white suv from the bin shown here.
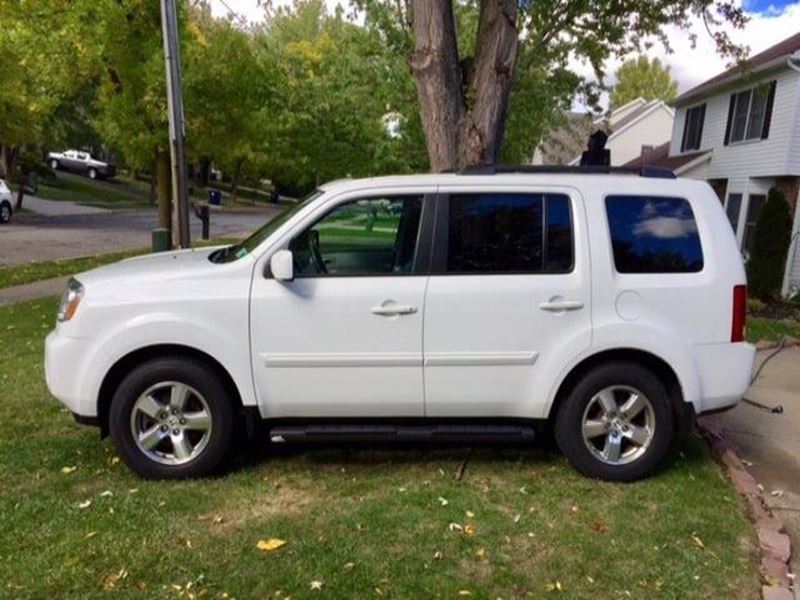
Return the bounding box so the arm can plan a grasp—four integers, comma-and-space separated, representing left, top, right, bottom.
45, 168, 755, 481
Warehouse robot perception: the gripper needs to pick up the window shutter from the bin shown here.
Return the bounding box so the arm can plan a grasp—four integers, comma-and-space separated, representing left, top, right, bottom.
723, 94, 735, 145
696, 104, 706, 149
680, 111, 689, 152
761, 80, 776, 139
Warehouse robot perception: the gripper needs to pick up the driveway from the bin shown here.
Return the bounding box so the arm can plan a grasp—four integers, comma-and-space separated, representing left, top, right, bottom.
707, 345, 800, 578
0, 205, 281, 267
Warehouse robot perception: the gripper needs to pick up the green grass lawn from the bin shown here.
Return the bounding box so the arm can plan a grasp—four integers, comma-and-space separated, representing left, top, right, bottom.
0, 298, 760, 598
748, 316, 800, 343
36, 172, 152, 209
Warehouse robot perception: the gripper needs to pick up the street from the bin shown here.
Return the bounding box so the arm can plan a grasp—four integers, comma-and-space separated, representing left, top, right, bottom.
0, 204, 282, 266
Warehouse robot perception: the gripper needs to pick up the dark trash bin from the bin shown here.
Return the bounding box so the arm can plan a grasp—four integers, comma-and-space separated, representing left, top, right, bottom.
208, 189, 222, 206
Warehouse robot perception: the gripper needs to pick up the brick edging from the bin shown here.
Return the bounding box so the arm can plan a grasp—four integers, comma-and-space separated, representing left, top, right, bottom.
698, 417, 795, 600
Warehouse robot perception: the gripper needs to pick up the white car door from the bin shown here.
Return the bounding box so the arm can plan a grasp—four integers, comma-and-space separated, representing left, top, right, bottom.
250, 189, 435, 418
422, 186, 591, 418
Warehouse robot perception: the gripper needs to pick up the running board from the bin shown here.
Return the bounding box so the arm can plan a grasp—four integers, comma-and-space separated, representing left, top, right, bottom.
269, 424, 535, 444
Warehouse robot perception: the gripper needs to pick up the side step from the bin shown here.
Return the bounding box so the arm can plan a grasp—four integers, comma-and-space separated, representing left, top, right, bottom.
269, 423, 535, 444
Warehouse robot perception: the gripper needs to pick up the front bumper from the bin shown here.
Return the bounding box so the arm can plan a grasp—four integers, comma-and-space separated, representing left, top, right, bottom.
45, 330, 97, 418
692, 342, 756, 414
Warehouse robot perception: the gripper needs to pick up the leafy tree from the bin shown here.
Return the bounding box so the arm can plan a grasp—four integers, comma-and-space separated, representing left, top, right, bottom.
356, 0, 747, 171
747, 188, 793, 301
611, 56, 679, 108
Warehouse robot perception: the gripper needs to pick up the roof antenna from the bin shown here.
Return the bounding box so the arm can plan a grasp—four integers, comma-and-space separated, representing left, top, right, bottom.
580, 130, 610, 167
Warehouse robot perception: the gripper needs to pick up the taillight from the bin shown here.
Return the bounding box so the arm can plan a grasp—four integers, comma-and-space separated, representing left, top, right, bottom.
731, 285, 747, 343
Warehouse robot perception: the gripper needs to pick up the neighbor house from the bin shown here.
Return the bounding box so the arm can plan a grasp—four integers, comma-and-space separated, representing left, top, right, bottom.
625, 32, 800, 296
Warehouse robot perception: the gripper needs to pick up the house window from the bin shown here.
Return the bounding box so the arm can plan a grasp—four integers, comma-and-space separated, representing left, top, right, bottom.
725, 82, 776, 144
725, 193, 742, 234
742, 194, 766, 253
680, 104, 706, 152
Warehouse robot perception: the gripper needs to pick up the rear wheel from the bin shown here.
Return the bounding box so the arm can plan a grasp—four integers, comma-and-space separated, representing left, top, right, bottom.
49, 159, 59, 170
109, 357, 236, 479
88, 167, 98, 179
0, 201, 11, 224
554, 362, 674, 481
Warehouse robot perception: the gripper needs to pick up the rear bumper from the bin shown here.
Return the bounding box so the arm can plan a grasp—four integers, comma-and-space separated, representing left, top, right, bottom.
692, 342, 756, 414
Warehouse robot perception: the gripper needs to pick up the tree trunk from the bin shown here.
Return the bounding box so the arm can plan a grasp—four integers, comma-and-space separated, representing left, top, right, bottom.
409, 0, 518, 172
155, 147, 172, 234
231, 158, 243, 204
15, 184, 24, 211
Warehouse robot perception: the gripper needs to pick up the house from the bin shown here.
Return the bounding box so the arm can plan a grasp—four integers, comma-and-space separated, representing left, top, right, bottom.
625, 32, 800, 296
553, 97, 674, 166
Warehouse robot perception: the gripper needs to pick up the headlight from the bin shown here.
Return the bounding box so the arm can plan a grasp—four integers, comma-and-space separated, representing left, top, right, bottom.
57, 278, 84, 322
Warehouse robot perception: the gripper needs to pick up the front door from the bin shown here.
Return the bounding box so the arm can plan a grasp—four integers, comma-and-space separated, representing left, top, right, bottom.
423, 187, 591, 418
250, 192, 432, 418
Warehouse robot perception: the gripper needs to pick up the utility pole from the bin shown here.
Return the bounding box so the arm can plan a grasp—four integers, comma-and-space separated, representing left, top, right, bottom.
160, 0, 190, 248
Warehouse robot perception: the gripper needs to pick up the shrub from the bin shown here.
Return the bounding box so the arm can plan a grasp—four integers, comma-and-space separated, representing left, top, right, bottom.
747, 187, 793, 300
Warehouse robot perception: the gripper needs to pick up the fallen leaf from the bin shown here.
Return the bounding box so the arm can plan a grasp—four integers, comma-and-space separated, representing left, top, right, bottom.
691, 534, 704, 549
448, 523, 463, 532
343, 562, 355, 571
475, 548, 486, 561
78, 499, 92, 509
375, 587, 383, 595
591, 522, 608, 534
257, 539, 287, 552
545, 580, 563, 592
513, 514, 521, 523
770, 490, 785, 498
128, 488, 138, 494
464, 524, 476, 536
458, 590, 472, 596
310, 580, 324, 591
398, 487, 407, 493
84, 531, 97, 539
438, 496, 449, 506
433, 550, 443, 560
102, 568, 128, 590
465, 510, 475, 518
110, 457, 120, 465
519, 486, 528, 494
741, 459, 753, 466
61, 466, 77, 474
100, 490, 113, 498
213, 515, 224, 524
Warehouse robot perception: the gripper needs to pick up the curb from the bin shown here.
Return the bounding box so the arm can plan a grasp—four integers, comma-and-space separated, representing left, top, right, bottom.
698, 417, 795, 600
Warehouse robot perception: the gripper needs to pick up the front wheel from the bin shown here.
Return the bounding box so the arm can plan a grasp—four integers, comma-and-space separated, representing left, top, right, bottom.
554, 362, 674, 482
109, 357, 236, 479
87, 168, 98, 179
49, 159, 59, 170
0, 201, 11, 224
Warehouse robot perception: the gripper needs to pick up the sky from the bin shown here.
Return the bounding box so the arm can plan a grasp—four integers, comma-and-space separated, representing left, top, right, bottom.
209, 0, 800, 104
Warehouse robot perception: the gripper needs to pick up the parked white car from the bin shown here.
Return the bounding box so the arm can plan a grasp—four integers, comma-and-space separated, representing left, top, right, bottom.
47, 149, 116, 179
0, 178, 13, 224
45, 167, 755, 481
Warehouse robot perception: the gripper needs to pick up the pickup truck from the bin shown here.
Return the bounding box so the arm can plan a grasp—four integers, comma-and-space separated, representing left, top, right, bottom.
47, 150, 116, 180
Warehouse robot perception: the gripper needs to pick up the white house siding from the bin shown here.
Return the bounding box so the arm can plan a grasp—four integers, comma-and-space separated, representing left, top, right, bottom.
671, 67, 800, 178
607, 105, 674, 166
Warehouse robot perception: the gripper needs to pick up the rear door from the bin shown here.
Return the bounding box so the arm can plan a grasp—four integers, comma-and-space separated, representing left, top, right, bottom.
422, 186, 591, 418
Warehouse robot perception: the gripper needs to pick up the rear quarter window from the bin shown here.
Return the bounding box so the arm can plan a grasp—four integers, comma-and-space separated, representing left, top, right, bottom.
605, 195, 703, 273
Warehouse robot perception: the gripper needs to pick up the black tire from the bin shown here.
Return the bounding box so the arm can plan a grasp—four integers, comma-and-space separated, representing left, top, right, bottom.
554, 362, 674, 482
88, 168, 98, 179
0, 201, 11, 224
109, 356, 236, 479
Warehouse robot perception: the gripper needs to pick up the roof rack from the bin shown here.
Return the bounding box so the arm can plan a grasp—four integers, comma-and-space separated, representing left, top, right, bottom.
458, 164, 677, 179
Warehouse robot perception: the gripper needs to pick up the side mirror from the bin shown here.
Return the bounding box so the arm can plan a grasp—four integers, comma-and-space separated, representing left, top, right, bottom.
270, 249, 294, 281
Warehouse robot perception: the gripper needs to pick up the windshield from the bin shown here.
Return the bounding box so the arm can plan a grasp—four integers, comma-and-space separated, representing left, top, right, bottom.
211, 190, 323, 263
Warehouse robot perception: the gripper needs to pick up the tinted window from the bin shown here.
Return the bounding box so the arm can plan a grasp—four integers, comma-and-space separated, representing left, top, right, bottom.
605, 195, 703, 273
725, 193, 742, 233
290, 196, 422, 276
743, 194, 766, 254
446, 193, 572, 273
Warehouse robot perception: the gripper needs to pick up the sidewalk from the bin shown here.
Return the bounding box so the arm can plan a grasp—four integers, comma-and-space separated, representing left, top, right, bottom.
0, 276, 69, 306
20, 196, 110, 216
708, 345, 800, 580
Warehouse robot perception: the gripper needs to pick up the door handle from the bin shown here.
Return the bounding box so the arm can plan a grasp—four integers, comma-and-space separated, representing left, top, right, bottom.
539, 299, 584, 312
371, 304, 418, 316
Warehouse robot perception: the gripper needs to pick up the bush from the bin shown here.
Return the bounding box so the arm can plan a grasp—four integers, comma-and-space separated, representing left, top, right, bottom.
747, 187, 793, 300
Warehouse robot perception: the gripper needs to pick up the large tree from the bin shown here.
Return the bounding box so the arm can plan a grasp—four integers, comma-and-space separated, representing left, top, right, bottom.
358, 0, 747, 172
611, 56, 679, 108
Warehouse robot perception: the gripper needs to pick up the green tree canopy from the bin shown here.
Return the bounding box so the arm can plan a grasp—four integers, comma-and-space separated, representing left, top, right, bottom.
747, 188, 793, 300
611, 56, 679, 108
